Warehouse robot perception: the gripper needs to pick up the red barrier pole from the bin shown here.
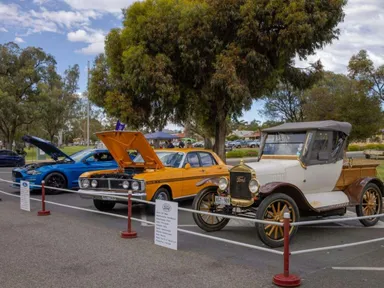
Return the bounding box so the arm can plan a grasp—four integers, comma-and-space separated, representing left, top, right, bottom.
37, 181, 51, 216
272, 211, 301, 287
121, 190, 137, 239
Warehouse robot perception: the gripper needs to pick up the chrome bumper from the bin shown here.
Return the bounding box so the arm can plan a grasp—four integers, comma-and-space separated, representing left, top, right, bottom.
78, 189, 147, 201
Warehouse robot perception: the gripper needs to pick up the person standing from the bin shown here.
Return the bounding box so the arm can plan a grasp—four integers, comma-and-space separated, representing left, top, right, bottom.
178, 139, 185, 148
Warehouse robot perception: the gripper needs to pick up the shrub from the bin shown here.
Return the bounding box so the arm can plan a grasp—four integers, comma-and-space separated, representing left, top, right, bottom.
226, 149, 258, 158
347, 143, 384, 151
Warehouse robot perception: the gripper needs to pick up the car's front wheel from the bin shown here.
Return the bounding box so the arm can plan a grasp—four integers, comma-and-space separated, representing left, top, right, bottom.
255, 193, 300, 248
146, 187, 171, 215
192, 188, 230, 232
356, 183, 383, 227
93, 199, 116, 211
44, 172, 67, 195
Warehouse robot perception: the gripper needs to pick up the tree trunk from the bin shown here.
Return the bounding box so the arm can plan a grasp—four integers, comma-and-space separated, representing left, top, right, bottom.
213, 119, 227, 162
204, 137, 213, 149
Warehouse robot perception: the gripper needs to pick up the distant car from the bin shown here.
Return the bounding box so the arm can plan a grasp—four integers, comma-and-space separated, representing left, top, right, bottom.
193, 141, 204, 148
12, 135, 118, 194
247, 140, 260, 148
0, 149, 25, 167
231, 140, 248, 148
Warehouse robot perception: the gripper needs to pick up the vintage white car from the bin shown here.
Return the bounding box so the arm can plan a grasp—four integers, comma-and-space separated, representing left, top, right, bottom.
192, 121, 383, 247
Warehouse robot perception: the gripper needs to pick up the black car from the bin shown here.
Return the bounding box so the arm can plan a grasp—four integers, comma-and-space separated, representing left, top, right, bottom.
0, 150, 25, 167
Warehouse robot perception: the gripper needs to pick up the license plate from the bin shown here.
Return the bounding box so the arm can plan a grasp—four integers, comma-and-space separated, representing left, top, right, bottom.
215, 196, 230, 205
102, 196, 116, 201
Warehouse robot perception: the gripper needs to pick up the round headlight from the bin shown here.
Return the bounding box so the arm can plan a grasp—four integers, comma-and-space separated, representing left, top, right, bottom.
122, 180, 129, 189
218, 177, 228, 191
82, 179, 90, 188
131, 181, 140, 191
91, 180, 98, 188
249, 178, 260, 194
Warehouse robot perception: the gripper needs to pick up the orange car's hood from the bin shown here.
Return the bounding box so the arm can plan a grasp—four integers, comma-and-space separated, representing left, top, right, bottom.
96, 131, 164, 169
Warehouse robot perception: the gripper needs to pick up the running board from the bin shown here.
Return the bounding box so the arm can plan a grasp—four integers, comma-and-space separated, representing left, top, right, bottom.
305, 191, 349, 210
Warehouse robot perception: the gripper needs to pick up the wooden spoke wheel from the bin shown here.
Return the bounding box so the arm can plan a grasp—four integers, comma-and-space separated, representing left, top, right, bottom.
256, 193, 300, 248
356, 183, 383, 227
192, 188, 230, 232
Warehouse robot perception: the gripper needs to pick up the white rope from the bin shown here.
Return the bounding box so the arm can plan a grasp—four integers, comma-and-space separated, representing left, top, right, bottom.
291, 213, 384, 226
291, 236, 384, 255
177, 228, 283, 255
2, 178, 384, 227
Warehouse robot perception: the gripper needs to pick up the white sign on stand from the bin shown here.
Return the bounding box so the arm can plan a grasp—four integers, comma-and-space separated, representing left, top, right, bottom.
154, 199, 178, 250
20, 181, 30, 211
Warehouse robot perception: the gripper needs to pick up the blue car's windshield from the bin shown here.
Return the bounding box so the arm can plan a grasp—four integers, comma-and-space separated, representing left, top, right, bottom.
67, 149, 93, 162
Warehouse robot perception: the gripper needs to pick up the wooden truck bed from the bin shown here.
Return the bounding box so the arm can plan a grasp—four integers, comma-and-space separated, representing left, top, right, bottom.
335, 159, 380, 190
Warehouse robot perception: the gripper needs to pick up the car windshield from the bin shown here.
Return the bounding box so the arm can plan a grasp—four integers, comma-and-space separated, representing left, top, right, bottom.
262, 133, 306, 156
67, 149, 92, 162
134, 151, 184, 168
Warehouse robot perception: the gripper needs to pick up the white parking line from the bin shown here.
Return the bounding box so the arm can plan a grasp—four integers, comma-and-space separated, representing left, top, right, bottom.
140, 206, 149, 226
332, 267, 384, 271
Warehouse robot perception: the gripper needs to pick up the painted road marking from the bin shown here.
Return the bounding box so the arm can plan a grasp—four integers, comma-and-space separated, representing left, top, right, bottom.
332, 267, 384, 271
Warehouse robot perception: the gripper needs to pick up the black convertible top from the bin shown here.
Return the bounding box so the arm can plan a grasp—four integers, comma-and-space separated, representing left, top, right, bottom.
262, 120, 352, 136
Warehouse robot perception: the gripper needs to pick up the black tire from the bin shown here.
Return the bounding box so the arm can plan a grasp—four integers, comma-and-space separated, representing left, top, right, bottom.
365, 154, 371, 159
356, 183, 383, 227
146, 187, 171, 215
44, 172, 67, 195
192, 188, 230, 232
93, 199, 116, 211
256, 193, 300, 248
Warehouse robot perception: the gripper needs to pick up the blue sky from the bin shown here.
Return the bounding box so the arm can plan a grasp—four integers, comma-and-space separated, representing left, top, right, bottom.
1, 0, 383, 129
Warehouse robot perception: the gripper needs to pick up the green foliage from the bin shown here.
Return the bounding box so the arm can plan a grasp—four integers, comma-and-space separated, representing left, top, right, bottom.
226, 149, 258, 158
304, 72, 384, 142
227, 135, 240, 141
348, 50, 384, 101
38, 64, 80, 142
0, 42, 55, 149
91, 0, 347, 161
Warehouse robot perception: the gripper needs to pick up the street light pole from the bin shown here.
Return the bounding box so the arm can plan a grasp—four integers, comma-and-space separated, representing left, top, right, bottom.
87, 61, 90, 148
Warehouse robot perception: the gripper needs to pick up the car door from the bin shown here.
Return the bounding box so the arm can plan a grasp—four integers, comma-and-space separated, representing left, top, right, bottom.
198, 151, 226, 177
70, 152, 117, 187
181, 152, 206, 196
302, 131, 344, 193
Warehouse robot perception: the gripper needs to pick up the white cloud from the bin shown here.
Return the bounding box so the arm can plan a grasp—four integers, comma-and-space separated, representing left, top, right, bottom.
296, 0, 384, 73
64, 0, 136, 14
67, 28, 106, 55
0, 3, 101, 35
0, 27, 8, 32
76, 42, 105, 55
14, 37, 25, 43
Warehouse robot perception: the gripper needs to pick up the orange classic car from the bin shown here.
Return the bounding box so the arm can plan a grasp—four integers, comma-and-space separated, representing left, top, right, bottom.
78, 131, 229, 212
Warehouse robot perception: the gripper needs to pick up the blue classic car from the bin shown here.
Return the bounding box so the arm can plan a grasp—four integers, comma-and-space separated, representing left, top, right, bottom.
12, 135, 118, 194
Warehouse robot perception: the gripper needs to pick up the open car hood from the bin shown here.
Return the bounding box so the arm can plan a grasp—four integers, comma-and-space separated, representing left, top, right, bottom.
96, 131, 164, 169
22, 135, 73, 162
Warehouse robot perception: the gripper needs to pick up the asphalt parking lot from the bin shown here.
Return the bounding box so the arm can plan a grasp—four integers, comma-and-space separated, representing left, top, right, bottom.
1, 163, 384, 288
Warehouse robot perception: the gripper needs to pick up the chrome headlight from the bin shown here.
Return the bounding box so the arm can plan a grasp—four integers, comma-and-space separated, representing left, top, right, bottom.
122, 180, 129, 189
131, 181, 139, 191
27, 170, 41, 175
91, 180, 98, 188
82, 179, 90, 188
248, 178, 260, 194
218, 177, 228, 191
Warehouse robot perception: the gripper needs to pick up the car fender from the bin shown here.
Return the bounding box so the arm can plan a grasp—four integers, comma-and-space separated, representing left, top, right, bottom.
40, 169, 69, 187
343, 177, 384, 205
259, 182, 317, 212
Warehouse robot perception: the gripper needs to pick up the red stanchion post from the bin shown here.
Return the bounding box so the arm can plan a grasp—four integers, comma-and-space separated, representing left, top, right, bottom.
121, 190, 137, 239
37, 181, 51, 216
273, 211, 301, 287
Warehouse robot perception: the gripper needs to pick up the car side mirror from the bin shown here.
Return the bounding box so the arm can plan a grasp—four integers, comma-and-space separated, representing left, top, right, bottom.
185, 163, 191, 169
318, 151, 330, 161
